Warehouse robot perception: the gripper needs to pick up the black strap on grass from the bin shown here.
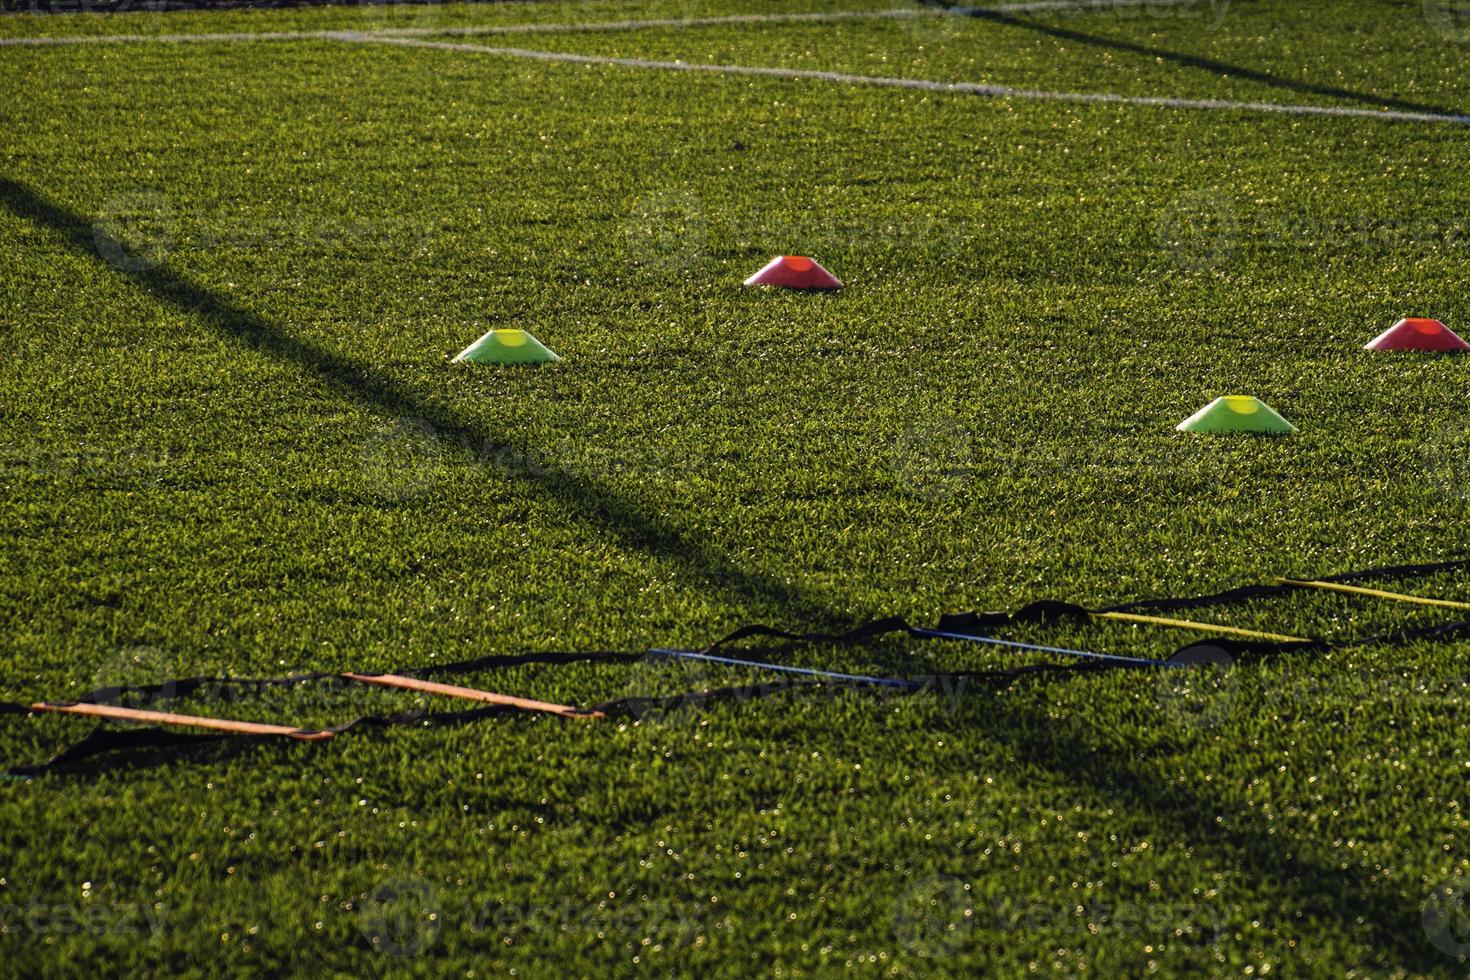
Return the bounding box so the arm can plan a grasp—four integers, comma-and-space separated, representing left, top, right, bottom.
1101, 559, 1470, 615
2, 701, 521, 778
1343, 616, 1470, 649
399, 650, 644, 678
1321, 558, 1470, 584
704, 561, 1470, 651
46, 651, 642, 710
5, 557, 1465, 777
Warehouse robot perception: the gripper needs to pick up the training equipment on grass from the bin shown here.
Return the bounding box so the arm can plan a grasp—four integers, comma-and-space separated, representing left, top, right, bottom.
341, 672, 604, 718
1176, 396, 1294, 435
743, 255, 843, 290
910, 627, 1174, 667
651, 649, 924, 689
1363, 317, 1469, 353
29, 702, 333, 740
1092, 610, 1307, 644
452, 328, 560, 365
8, 558, 1469, 777
1276, 577, 1470, 611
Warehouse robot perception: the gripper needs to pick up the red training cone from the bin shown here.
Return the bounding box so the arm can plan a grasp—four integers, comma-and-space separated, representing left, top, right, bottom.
743, 255, 842, 290
1364, 318, 1469, 353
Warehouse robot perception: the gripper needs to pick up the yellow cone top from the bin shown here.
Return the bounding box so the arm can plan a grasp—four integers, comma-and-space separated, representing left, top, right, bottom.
1176, 395, 1294, 435
453, 329, 560, 365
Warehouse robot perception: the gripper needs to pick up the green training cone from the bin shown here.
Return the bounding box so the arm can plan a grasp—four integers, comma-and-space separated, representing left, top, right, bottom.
1176, 395, 1294, 435
452, 329, 560, 365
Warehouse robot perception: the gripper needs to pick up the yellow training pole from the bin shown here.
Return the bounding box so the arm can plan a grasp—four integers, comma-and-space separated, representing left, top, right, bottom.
1276, 578, 1470, 611
1095, 611, 1308, 643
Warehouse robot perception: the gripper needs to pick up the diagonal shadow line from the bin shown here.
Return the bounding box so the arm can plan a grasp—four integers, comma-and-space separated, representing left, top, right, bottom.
0, 176, 843, 633
552, 664, 1446, 973
4, 177, 1440, 968
946, 693, 1447, 973
924, 0, 1464, 120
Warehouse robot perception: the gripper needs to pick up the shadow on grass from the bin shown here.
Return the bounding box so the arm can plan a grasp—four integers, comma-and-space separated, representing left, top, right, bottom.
936, 688, 1451, 973
597, 659, 1449, 973
0, 176, 840, 634
0, 177, 1448, 973
928, 0, 1465, 120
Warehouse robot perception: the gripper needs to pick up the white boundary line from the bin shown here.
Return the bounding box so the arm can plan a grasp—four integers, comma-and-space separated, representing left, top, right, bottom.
0, 0, 1211, 46
405, 0, 1201, 38
974, 0, 1211, 10
0, 28, 341, 45
391, 9, 924, 37
1, 10, 923, 46
2, 2, 1464, 127
337, 33, 1470, 127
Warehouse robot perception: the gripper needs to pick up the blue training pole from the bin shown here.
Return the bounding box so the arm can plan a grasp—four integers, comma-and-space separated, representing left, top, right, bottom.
648, 648, 925, 690
911, 628, 1178, 668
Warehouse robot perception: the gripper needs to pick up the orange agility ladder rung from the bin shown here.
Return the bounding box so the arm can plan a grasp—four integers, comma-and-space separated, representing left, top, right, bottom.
30, 702, 334, 740
340, 673, 605, 720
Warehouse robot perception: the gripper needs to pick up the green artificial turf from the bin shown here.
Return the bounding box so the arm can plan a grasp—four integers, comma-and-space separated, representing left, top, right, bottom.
2, 0, 1470, 973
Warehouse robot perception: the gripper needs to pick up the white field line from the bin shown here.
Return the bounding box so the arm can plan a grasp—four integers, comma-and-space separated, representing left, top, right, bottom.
400, 0, 1201, 38
0, 28, 356, 45
3, 1, 1463, 126
0, 11, 926, 47
969, 0, 1208, 11
0, 0, 1209, 46
338, 33, 1470, 127
391, 9, 925, 37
